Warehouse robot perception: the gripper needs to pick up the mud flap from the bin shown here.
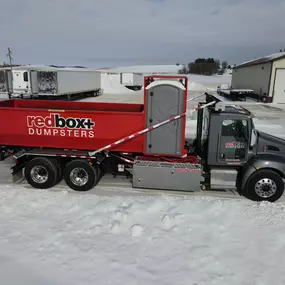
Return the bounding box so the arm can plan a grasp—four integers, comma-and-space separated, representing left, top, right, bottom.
11, 165, 25, 183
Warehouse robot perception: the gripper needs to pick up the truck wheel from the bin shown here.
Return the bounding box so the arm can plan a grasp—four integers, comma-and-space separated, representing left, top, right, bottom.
25, 157, 58, 189
95, 164, 102, 183
244, 169, 284, 202
63, 160, 98, 191
56, 163, 63, 183
49, 158, 63, 184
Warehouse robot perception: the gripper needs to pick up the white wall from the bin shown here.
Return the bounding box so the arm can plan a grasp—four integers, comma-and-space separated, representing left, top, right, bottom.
231, 62, 272, 96
268, 57, 285, 99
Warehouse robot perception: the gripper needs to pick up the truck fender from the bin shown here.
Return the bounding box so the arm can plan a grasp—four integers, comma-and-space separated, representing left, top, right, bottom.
240, 154, 285, 191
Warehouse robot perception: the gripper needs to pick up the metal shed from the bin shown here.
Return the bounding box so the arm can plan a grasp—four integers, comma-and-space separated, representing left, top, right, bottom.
232, 52, 285, 103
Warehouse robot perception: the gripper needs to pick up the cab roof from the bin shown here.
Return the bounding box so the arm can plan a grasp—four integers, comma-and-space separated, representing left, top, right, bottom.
204, 92, 252, 116
219, 105, 251, 116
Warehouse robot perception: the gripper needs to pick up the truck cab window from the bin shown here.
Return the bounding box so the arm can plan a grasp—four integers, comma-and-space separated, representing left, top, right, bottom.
219, 119, 248, 161
222, 119, 248, 140
23, 72, 28, 82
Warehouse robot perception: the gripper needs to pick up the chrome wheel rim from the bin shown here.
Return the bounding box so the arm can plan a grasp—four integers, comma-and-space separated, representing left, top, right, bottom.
70, 168, 89, 186
255, 178, 277, 198
30, 166, 48, 184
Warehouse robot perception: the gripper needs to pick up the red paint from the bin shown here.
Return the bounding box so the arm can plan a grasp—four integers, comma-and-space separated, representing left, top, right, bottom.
0, 75, 189, 157
0, 99, 145, 153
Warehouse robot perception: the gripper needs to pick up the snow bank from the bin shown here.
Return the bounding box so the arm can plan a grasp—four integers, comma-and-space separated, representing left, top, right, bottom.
96, 64, 183, 74
101, 73, 134, 95
187, 74, 232, 85
1, 185, 285, 285
188, 81, 208, 91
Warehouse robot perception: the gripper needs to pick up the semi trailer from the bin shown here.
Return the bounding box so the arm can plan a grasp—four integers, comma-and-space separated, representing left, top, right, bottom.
0, 67, 101, 99
121, 72, 143, 90
103, 72, 143, 90
0, 75, 285, 202
217, 84, 254, 101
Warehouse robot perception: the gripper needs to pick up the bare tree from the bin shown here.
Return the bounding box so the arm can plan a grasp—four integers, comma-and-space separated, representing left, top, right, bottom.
222, 61, 228, 70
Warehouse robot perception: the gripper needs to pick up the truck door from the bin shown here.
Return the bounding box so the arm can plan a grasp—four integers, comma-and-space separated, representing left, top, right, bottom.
217, 118, 249, 163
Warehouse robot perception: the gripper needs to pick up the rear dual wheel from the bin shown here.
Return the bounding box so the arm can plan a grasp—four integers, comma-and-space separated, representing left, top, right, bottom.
63, 160, 100, 191
25, 157, 100, 191
25, 157, 59, 189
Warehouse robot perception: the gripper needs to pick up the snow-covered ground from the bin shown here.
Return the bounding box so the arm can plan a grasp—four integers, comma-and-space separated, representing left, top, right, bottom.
187, 74, 232, 86
95, 64, 184, 74
2, 183, 285, 285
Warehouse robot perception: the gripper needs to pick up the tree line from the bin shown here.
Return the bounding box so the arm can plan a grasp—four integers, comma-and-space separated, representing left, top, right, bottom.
178, 58, 230, 75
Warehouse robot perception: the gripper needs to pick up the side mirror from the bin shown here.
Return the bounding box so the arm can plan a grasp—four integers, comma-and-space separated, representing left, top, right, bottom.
250, 129, 257, 147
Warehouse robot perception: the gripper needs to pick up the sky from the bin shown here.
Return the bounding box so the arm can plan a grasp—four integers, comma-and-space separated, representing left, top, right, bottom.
0, 0, 285, 68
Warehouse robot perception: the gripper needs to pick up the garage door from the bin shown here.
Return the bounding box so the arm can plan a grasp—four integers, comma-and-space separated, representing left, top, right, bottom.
273, 69, 285, 103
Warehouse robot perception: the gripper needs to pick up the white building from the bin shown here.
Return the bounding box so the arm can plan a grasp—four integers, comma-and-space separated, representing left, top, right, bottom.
232, 52, 285, 103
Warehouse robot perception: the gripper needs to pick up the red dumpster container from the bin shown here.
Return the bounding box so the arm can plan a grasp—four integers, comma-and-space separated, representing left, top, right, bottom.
0, 99, 145, 153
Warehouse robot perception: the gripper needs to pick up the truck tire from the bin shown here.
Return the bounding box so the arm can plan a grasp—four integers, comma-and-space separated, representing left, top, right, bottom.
244, 169, 284, 202
25, 157, 58, 189
56, 163, 63, 183
63, 160, 98, 191
48, 158, 63, 184
95, 164, 102, 183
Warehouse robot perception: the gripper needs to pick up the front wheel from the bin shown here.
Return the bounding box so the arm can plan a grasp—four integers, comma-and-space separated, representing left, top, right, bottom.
244, 169, 284, 202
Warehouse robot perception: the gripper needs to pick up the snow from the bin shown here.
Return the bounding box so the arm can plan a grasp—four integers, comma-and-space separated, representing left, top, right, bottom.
188, 81, 208, 91
1, 184, 285, 285
187, 74, 232, 85
100, 73, 135, 94
186, 93, 285, 140
0, 65, 96, 72
236, 51, 285, 68
146, 79, 186, 90
95, 64, 183, 74
185, 116, 285, 140
2, 66, 285, 284
79, 73, 136, 99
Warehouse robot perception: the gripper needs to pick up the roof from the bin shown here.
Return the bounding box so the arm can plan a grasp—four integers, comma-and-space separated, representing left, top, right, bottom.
95, 65, 183, 74
205, 92, 251, 116
234, 51, 285, 69
222, 106, 251, 116
0, 65, 99, 72
146, 79, 186, 90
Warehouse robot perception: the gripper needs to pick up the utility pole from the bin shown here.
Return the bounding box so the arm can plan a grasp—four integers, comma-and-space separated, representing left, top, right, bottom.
6, 47, 13, 70
6, 47, 14, 98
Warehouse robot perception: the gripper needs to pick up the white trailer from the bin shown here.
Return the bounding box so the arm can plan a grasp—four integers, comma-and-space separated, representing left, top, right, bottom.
2, 67, 102, 99
102, 72, 143, 91
121, 73, 143, 90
